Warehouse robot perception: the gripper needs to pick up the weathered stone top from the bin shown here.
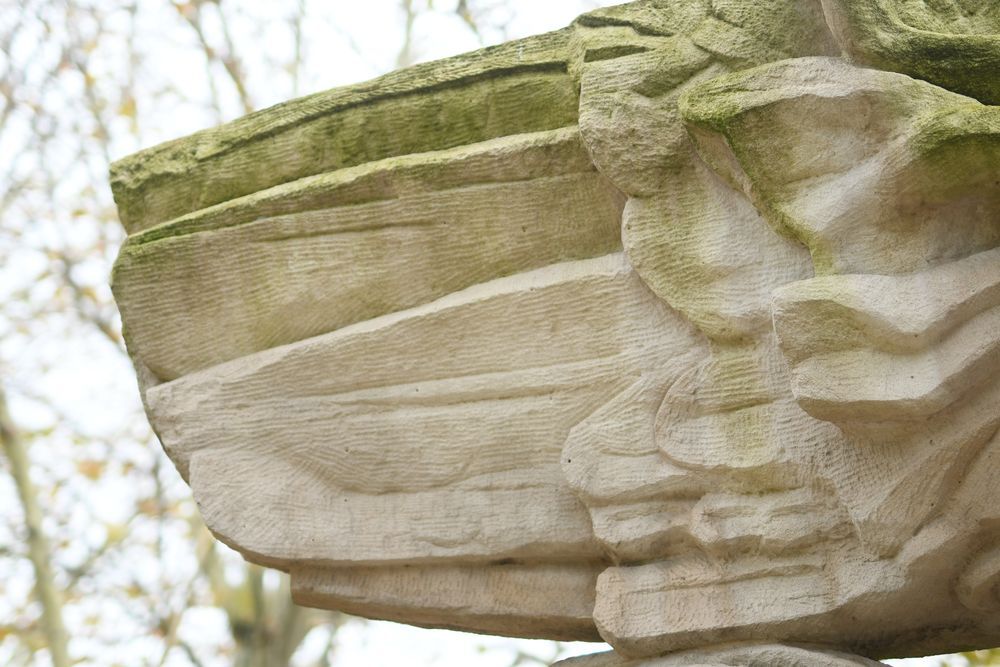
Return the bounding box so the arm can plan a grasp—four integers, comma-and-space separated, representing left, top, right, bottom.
110, 28, 577, 232
111, 1, 1000, 665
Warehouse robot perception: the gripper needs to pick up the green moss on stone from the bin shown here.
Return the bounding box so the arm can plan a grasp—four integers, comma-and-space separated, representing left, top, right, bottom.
822, 0, 1000, 104
111, 28, 579, 233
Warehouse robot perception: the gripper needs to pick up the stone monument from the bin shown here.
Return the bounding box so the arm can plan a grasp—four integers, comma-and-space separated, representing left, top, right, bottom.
109, 1, 1000, 664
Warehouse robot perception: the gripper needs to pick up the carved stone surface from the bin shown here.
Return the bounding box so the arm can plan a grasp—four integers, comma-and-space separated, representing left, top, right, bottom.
110, 1, 1000, 664
554, 643, 888, 666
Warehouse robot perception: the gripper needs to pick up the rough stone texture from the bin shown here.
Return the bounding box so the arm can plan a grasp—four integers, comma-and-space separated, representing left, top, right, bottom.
292, 563, 601, 641
115, 128, 625, 379
110, 1, 1000, 665
554, 643, 888, 666
819, 0, 1000, 104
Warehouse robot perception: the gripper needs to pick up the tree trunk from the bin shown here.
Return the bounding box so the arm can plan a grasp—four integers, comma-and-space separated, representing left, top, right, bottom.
0, 386, 71, 667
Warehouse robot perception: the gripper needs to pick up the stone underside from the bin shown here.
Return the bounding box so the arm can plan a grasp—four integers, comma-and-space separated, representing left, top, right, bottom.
554, 642, 889, 666
110, 0, 1000, 664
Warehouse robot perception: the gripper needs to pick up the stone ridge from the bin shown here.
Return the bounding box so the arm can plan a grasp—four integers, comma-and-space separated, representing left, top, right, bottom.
110, 27, 576, 232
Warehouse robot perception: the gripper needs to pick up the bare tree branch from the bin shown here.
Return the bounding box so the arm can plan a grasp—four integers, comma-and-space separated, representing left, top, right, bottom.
456, 0, 482, 39
215, 1, 254, 113
156, 526, 217, 667
176, 0, 254, 114
179, 639, 207, 667
289, 0, 305, 97
53, 250, 124, 350
396, 0, 417, 69
0, 385, 71, 667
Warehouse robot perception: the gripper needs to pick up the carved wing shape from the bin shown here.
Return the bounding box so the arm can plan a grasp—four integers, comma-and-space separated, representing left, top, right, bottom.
109, 0, 866, 649
110, 22, 696, 640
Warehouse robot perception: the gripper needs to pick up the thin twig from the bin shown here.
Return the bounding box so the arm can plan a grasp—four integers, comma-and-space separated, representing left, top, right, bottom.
156, 528, 217, 667
396, 0, 417, 69
215, 1, 254, 113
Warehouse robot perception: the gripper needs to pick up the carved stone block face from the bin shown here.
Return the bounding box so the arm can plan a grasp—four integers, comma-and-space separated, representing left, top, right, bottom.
109, 0, 1000, 663
576, 49, 1000, 658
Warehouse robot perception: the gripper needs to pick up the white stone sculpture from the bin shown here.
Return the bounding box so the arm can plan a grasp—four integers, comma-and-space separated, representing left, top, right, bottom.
109, 1, 1000, 664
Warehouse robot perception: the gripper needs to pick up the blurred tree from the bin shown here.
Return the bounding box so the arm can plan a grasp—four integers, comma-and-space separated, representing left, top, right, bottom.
0, 387, 70, 667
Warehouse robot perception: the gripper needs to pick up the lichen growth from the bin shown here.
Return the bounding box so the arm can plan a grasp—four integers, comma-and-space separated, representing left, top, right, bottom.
111, 28, 579, 233
821, 0, 1000, 104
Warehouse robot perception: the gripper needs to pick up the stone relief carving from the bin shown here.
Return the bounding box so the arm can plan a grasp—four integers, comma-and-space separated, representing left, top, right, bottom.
109, 1, 1000, 664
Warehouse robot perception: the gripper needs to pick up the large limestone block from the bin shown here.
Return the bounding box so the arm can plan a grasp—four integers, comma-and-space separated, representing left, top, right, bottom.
555, 643, 888, 666
110, 0, 1000, 664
